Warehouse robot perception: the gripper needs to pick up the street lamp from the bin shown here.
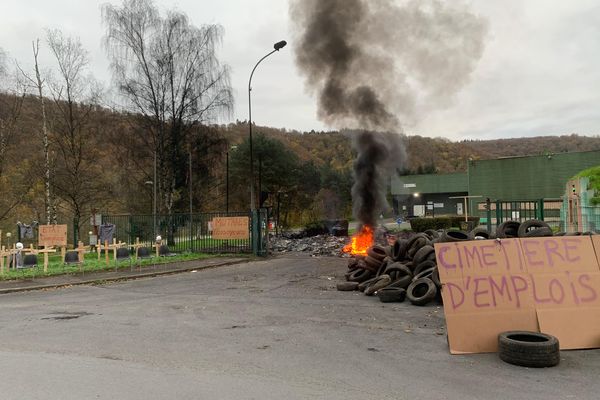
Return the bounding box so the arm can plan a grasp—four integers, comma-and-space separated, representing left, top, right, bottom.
248, 40, 287, 211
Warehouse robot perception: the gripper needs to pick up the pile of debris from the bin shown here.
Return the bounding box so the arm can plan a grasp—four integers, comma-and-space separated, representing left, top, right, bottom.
269, 234, 349, 257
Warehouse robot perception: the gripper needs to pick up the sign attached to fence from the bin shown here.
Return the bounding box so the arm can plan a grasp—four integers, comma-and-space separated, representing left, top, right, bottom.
38, 224, 68, 247
211, 217, 249, 240
435, 236, 600, 354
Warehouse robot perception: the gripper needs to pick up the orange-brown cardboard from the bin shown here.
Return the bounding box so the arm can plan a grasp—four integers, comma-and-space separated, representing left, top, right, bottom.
446, 311, 539, 354
537, 308, 600, 349
528, 272, 600, 309
519, 237, 599, 273
435, 239, 524, 282
593, 236, 600, 267
441, 274, 536, 314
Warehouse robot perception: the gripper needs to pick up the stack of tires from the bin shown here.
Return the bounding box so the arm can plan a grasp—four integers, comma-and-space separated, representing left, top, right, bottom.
340, 228, 443, 306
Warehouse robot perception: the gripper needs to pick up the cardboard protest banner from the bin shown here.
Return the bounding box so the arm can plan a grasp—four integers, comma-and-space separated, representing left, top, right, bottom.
211, 217, 249, 240
435, 236, 600, 354
38, 224, 68, 247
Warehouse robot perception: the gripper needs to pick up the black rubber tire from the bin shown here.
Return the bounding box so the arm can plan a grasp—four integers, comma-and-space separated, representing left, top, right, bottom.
347, 268, 373, 283
554, 231, 566, 236
367, 245, 387, 262
413, 260, 436, 277
376, 258, 389, 277
412, 267, 436, 282
388, 274, 413, 289
524, 227, 553, 237
431, 267, 441, 289
406, 278, 437, 306
412, 245, 435, 266
440, 230, 469, 242
423, 229, 440, 240
337, 281, 359, 291
498, 331, 560, 368
392, 239, 409, 261
347, 258, 359, 269
406, 234, 431, 259
385, 262, 412, 278
364, 274, 392, 296
377, 287, 406, 303
468, 228, 492, 240
517, 219, 551, 238
496, 221, 521, 238
363, 255, 382, 272
358, 276, 380, 292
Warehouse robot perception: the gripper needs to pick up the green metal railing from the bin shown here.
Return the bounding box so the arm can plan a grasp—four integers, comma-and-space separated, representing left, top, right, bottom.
73, 211, 273, 255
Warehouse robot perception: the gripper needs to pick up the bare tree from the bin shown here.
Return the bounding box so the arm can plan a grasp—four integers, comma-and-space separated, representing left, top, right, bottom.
0, 48, 31, 222
45, 29, 103, 236
101, 0, 233, 215
17, 40, 55, 224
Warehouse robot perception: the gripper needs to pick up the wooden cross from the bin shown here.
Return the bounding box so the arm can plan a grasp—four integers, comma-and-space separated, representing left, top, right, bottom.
0, 245, 9, 275
129, 237, 145, 261
27, 244, 57, 273
76, 241, 87, 263
152, 239, 163, 258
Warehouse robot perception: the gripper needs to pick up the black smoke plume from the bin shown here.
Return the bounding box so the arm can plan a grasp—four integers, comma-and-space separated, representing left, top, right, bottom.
290, 0, 487, 227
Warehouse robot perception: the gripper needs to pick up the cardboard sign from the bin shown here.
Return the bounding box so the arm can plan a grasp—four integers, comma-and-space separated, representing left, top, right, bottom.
211, 217, 249, 240
435, 236, 600, 354
38, 224, 68, 247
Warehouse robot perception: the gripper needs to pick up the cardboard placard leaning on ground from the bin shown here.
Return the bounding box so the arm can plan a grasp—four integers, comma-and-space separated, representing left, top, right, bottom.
435, 236, 600, 354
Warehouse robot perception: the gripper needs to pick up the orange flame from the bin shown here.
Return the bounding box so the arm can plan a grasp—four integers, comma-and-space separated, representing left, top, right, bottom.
343, 225, 374, 256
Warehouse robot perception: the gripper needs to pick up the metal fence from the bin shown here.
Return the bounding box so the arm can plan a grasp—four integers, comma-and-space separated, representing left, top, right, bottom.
74, 210, 272, 255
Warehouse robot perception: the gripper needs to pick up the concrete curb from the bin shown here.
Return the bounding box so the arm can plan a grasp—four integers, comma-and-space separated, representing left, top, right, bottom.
0, 258, 250, 295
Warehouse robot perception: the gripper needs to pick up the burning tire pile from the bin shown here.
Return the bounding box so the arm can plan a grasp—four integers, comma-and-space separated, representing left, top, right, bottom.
338, 219, 596, 305
340, 229, 442, 306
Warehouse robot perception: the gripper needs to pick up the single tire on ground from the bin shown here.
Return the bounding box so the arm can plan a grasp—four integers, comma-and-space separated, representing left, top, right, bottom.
517, 219, 551, 238
337, 281, 359, 291
497, 331, 560, 368
377, 287, 406, 303
406, 278, 437, 306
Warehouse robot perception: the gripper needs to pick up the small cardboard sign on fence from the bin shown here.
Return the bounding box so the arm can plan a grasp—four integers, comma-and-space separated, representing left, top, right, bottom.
435, 236, 600, 354
38, 224, 68, 247
211, 217, 249, 240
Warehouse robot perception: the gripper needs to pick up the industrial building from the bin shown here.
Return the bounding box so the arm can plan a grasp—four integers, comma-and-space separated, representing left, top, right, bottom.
391, 150, 600, 231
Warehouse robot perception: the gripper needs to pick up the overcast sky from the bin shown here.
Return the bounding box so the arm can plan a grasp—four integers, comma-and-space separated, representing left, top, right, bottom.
1, 0, 600, 140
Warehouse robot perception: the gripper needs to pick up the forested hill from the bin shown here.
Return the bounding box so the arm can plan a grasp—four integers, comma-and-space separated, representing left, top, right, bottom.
224, 121, 600, 174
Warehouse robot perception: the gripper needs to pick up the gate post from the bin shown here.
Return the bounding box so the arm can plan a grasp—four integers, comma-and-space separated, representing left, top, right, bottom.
538, 198, 545, 220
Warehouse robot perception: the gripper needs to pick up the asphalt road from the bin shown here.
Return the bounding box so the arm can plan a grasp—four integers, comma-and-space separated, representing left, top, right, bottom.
0, 255, 598, 399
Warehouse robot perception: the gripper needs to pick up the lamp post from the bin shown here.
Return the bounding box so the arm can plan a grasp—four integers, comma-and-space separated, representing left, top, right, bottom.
248, 40, 287, 211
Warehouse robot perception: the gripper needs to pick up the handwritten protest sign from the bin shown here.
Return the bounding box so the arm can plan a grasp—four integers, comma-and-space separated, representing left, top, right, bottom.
38, 224, 68, 247
435, 236, 600, 354
211, 217, 249, 240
